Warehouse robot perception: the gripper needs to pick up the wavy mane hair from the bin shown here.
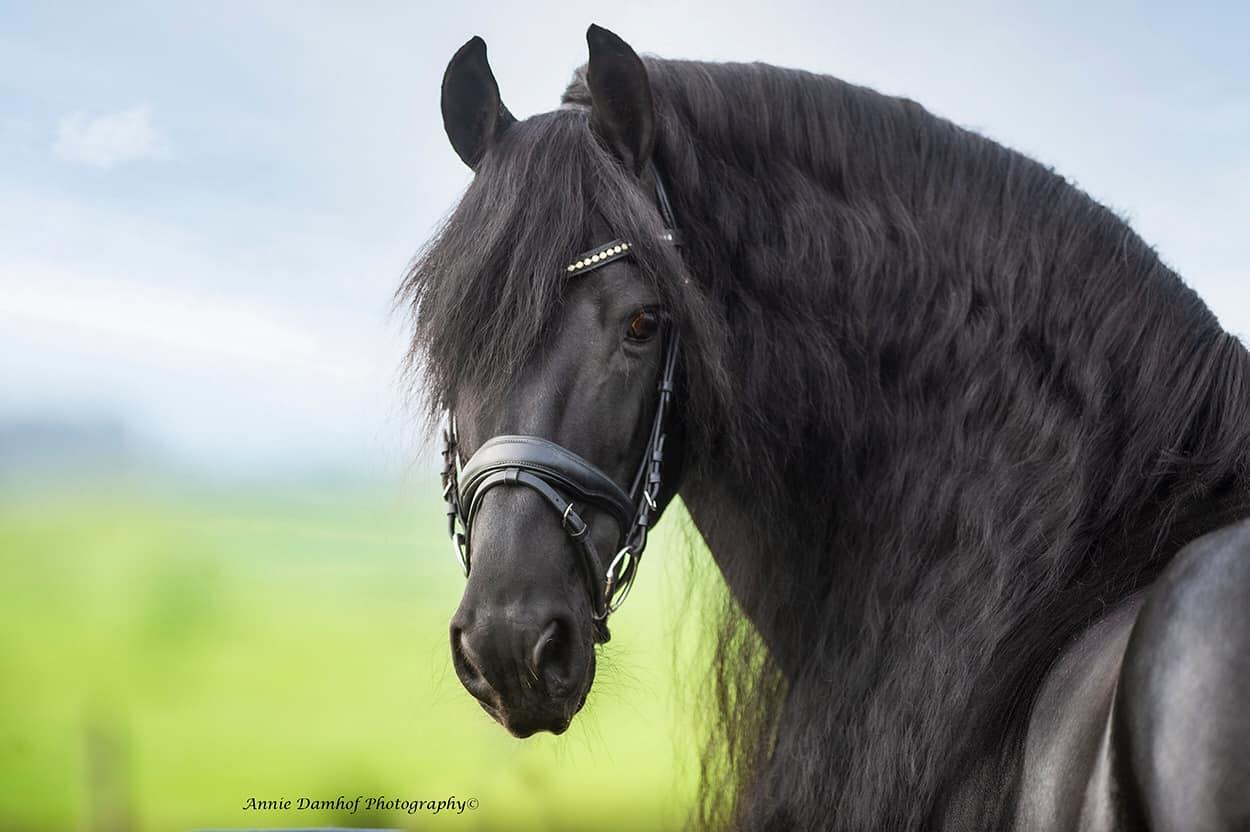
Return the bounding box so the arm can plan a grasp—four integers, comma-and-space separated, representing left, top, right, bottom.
401, 54, 1250, 830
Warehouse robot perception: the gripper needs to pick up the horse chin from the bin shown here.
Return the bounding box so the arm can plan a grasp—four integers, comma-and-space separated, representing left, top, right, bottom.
491, 651, 596, 739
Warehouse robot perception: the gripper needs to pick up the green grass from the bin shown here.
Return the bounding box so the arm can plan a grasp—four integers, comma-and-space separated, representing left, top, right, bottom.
0, 479, 717, 831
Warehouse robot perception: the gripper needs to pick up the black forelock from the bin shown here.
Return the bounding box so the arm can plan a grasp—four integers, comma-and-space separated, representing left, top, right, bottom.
397, 103, 731, 445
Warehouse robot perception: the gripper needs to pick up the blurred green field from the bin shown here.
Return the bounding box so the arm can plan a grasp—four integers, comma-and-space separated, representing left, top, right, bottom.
0, 478, 717, 831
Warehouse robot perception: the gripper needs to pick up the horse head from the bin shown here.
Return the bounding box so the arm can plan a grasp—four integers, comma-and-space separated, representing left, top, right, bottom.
431, 26, 683, 737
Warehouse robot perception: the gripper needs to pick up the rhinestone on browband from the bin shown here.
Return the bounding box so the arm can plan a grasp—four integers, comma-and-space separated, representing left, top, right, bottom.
564, 230, 682, 276
566, 241, 630, 273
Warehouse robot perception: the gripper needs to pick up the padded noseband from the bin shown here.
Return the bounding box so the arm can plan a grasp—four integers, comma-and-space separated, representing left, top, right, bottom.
459, 436, 636, 534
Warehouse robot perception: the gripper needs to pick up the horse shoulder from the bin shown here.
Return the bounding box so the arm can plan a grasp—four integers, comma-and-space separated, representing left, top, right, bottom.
1110, 517, 1250, 832
1013, 591, 1145, 832
1016, 518, 1250, 832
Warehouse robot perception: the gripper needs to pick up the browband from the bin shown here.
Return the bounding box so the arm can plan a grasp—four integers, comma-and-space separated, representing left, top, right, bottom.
564, 228, 680, 278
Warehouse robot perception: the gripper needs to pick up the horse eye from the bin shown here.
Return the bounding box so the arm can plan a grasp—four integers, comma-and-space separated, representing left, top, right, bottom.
626, 310, 660, 342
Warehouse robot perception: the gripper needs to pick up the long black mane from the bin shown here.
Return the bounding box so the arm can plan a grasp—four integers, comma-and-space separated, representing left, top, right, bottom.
403, 56, 1250, 829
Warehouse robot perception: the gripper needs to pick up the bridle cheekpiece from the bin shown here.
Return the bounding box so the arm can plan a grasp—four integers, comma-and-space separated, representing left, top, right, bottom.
439, 171, 682, 642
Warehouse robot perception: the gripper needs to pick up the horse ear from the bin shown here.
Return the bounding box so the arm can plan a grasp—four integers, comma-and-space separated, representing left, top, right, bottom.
441, 36, 516, 170
585, 24, 655, 175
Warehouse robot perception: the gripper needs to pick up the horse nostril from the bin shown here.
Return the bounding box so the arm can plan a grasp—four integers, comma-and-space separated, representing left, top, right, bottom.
451, 624, 488, 693
530, 618, 574, 695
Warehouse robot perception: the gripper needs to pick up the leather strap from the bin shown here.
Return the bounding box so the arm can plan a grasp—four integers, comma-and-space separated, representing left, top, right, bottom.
460, 435, 634, 533
461, 467, 609, 622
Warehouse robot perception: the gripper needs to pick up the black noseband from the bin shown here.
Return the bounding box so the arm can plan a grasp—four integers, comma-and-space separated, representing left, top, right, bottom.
455, 436, 634, 620
460, 436, 636, 533
441, 331, 679, 642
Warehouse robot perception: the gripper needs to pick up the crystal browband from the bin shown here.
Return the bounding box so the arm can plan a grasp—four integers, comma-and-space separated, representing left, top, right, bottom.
565, 230, 678, 276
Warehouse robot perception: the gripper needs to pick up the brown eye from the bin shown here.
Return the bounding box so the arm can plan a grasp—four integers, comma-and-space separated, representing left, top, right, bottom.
626, 310, 660, 342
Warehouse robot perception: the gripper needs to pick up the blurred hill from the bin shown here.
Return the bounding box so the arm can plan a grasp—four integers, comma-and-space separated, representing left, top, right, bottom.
0, 411, 421, 491
0, 415, 143, 485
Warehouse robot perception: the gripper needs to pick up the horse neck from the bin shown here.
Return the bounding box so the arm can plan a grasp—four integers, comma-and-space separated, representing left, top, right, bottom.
664, 74, 1250, 620
663, 71, 1250, 824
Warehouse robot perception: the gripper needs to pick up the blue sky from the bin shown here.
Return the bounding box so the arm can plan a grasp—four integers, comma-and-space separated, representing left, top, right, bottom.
1, 1, 1246, 473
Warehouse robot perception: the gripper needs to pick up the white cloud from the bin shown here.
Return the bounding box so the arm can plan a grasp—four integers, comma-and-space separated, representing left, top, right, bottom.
51, 105, 169, 169
0, 255, 412, 472
0, 257, 381, 386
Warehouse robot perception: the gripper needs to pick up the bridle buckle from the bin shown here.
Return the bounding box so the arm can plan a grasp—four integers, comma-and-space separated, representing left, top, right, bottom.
561, 502, 589, 538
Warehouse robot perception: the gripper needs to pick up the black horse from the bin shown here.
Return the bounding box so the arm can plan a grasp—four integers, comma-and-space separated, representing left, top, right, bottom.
400, 25, 1250, 831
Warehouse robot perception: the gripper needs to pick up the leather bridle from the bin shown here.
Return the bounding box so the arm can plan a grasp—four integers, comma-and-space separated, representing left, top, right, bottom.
440, 171, 682, 642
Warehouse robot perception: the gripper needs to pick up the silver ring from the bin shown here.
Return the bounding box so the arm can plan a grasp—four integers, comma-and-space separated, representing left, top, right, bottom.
453, 534, 469, 576
603, 546, 638, 614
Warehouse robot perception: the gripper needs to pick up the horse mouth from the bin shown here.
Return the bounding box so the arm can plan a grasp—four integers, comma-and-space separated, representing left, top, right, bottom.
477, 665, 594, 738
481, 699, 575, 738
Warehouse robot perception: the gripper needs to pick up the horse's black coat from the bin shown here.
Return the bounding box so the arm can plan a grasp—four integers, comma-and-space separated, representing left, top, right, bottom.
400, 44, 1250, 830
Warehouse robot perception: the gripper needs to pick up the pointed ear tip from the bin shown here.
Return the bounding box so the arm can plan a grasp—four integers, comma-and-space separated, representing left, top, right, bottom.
453, 35, 487, 59
586, 24, 618, 44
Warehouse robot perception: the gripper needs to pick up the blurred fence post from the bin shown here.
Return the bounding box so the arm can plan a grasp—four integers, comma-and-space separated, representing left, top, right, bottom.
84, 708, 134, 832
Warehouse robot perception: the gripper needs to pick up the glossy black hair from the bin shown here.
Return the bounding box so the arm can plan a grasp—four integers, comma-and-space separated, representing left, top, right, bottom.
402, 53, 1250, 830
